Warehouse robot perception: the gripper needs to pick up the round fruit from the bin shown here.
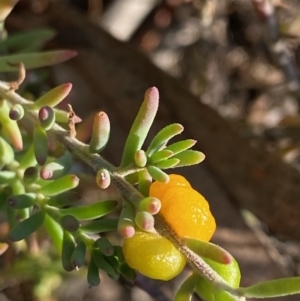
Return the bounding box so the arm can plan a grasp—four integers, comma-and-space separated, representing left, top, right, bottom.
150, 174, 216, 241
195, 257, 241, 301
122, 231, 186, 281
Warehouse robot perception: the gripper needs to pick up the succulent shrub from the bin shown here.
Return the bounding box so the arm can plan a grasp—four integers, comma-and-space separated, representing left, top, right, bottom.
1, 2, 300, 301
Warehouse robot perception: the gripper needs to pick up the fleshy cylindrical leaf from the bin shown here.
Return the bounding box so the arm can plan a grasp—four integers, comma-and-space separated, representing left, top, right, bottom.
71, 241, 86, 269
61, 230, 76, 271
96, 169, 111, 189
147, 165, 169, 183
118, 202, 135, 238
0, 171, 15, 185
0, 51, 77, 72
47, 191, 81, 207
89, 111, 110, 153
80, 218, 118, 233
149, 149, 174, 164
95, 237, 114, 256
43, 214, 63, 253
173, 150, 205, 167
19, 145, 37, 170
121, 87, 159, 167
9, 104, 24, 121
33, 83, 72, 109
40, 151, 73, 180
146, 123, 184, 157
7, 193, 36, 209
40, 174, 79, 196
59, 200, 117, 220
9, 210, 45, 241
155, 158, 180, 169
0, 137, 14, 166
238, 277, 300, 298
87, 260, 100, 287
0, 100, 23, 150
33, 125, 48, 165
92, 249, 118, 278
38, 106, 55, 130
60, 215, 80, 232
165, 139, 197, 155
184, 238, 232, 264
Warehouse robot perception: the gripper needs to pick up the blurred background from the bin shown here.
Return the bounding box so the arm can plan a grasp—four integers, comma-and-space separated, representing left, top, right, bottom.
2, 0, 300, 300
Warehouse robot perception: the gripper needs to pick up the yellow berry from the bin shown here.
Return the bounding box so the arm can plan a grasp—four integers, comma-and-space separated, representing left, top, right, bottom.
122, 231, 186, 280
150, 174, 216, 241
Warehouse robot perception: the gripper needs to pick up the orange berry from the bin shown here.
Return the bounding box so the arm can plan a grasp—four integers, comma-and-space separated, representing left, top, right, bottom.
149, 174, 191, 199
122, 231, 186, 280
150, 174, 216, 241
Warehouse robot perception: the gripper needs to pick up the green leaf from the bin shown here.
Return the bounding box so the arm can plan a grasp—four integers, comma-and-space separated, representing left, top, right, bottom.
43, 214, 63, 253
33, 125, 48, 166
60, 215, 80, 232
33, 83, 72, 109
95, 237, 114, 256
80, 218, 118, 233
59, 200, 117, 221
9, 211, 45, 241
47, 191, 81, 207
0, 137, 14, 166
89, 111, 110, 153
184, 238, 233, 264
238, 277, 300, 298
71, 241, 86, 269
121, 87, 159, 167
7, 193, 36, 209
147, 165, 169, 182
174, 273, 198, 301
0, 28, 56, 52
0, 50, 77, 72
92, 249, 118, 278
149, 149, 173, 164
173, 150, 205, 167
165, 139, 197, 155
155, 158, 180, 169
87, 260, 100, 287
40, 174, 79, 196
61, 230, 76, 271
146, 123, 183, 157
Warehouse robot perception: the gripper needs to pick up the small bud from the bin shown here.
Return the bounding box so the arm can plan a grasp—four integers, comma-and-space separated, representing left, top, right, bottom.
89, 111, 110, 153
134, 150, 147, 167
38, 106, 55, 130
135, 211, 155, 232
96, 169, 111, 189
138, 197, 161, 215
118, 202, 135, 238
9, 104, 24, 121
